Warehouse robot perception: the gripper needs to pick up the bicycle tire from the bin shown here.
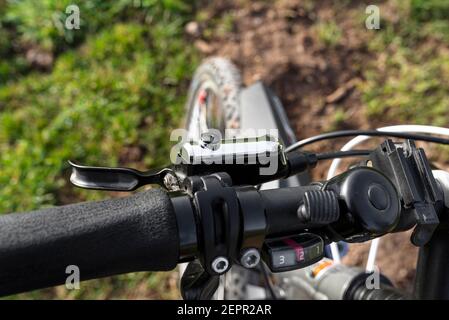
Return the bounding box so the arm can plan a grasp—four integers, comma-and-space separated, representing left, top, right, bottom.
183, 57, 260, 300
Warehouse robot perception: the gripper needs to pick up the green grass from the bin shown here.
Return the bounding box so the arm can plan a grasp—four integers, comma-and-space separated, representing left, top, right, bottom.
410, 0, 449, 22
361, 46, 449, 126
6, 272, 180, 300
4, 0, 190, 51
328, 109, 348, 131
0, 21, 198, 213
314, 21, 343, 48
0, 0, 192, 83
0, 1, 198, 299
359, 0, 449, 127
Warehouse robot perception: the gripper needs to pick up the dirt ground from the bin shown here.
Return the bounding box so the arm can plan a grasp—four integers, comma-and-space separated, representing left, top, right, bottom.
191, 0, 421, 292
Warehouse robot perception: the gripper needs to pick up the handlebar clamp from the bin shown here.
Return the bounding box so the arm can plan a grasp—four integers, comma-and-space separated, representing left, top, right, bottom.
184, 173, 241, 275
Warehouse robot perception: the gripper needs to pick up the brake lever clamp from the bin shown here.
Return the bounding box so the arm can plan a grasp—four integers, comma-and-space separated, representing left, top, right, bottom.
369, 139, 443, 246
183, 172, 241, 276
179, 172, 267, 299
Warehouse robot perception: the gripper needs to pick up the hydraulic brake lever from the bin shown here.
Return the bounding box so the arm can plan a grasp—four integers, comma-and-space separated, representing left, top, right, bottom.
68, 161, 178, 191
69, 133, 318, 193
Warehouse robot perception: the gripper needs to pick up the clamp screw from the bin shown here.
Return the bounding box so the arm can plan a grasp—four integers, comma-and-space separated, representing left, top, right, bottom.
240, 248, 261, 269
200, 131, 221, 151
211, 256, 229, 274
163, 172, 180, 191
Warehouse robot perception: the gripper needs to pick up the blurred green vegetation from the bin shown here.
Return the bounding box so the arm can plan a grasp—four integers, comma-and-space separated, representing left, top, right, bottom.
7, 272, 180, 300
360, 0, 449, 127
4, 0, 190, 52
314, 21, 343, 48
0, 1, 198, 213
0, 0, 197, 299
0, 0, 193, 81
410, 0, 449, 22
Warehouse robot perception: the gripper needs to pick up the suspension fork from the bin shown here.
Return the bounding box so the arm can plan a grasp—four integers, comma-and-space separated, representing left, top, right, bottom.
415, 230, 449, 299
416, 171, 449, 299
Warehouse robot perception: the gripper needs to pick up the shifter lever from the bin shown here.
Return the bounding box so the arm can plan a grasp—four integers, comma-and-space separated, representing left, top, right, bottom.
68, 161, 177, 191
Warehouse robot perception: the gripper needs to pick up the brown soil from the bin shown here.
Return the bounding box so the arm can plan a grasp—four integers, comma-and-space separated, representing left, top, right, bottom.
192, 0, 420, 292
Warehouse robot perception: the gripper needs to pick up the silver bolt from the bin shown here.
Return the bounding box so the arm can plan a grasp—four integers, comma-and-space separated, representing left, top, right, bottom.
163, 173, 180, 191
200, 131, 221, 151
240, 248, 261, 269
211, 256, 229, 274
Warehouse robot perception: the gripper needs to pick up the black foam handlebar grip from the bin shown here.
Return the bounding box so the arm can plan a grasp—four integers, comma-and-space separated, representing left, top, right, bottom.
0, 189, 179, 296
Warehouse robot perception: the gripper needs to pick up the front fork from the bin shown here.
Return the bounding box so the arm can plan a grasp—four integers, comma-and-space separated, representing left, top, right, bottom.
415, 231, 449, 299
415, 170, 449, 299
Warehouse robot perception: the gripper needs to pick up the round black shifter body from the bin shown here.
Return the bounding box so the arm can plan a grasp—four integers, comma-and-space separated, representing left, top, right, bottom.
324, 167, 401, 241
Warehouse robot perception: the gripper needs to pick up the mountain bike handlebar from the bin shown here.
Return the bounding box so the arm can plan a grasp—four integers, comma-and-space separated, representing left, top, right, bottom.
0, 168, 386, 295
0, 140, 448, 298
0, 183, 323, 295
0, 168, 445, 296
0, 189, 179, 295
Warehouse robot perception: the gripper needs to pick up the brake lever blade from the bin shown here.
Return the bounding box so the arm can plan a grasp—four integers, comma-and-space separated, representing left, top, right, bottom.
68, 161, 175, 191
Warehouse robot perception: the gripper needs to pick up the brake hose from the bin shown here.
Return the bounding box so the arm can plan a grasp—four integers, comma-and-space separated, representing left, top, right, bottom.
316, 149, 371, 160
286, 129, 449, 152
